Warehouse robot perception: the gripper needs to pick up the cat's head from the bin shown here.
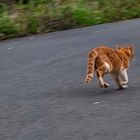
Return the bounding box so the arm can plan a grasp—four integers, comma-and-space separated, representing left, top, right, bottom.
116, 45, 135, 60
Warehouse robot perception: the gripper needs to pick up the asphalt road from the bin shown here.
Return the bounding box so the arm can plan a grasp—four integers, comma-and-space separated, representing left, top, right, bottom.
1, 19, 140, 140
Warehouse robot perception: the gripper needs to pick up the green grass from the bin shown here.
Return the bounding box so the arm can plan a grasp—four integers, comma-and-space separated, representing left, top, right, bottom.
0, 0, 140, 40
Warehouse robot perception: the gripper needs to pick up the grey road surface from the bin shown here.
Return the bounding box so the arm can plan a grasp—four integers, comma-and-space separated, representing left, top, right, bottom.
0, 19, 140, 140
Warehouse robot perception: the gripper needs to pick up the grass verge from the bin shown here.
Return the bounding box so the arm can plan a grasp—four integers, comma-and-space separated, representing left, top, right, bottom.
0, 0, 140, 40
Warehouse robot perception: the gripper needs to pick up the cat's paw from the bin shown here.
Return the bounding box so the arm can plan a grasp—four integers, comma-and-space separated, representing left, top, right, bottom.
99, 83, 104, 88
119, 84, 128, 89
85, 78, 90, 84
121, 84, 128, 89
104, 82, 110, 88
99, 82, 110, 88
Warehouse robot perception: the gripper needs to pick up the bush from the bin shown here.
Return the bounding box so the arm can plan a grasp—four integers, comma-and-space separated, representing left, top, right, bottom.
0, 0, 140, 39
0, 15, 20, 39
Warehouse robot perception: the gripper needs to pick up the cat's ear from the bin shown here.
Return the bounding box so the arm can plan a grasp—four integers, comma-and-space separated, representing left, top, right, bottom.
129, 45, 135, 51
116, 45, 121, 49
128, 45, 135, 59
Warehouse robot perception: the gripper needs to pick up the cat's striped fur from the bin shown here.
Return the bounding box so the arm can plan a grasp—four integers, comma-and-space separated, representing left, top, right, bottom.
85, 45, 134, 89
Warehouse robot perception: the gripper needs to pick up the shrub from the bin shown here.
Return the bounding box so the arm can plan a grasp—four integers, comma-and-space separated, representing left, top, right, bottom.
0, 15, 20, 38
0, 0, 140, 39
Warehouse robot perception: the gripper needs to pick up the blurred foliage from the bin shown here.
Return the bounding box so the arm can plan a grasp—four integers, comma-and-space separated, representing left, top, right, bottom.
0, 0, 140, 39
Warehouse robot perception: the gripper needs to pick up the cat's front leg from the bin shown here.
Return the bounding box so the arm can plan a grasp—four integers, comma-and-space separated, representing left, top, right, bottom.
119, 69, 128, 88
111, 74, 123, 89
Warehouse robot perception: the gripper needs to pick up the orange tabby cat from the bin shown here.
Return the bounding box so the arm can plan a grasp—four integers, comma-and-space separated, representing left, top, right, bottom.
85, 45, 134, 89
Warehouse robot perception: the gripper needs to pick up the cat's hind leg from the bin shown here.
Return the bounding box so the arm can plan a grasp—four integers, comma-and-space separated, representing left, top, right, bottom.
96, 64, 110, 88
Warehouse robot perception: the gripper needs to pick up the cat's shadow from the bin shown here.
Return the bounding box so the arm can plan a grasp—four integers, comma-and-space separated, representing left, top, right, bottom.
58, 85, 127, 99
52, 81, 136, 100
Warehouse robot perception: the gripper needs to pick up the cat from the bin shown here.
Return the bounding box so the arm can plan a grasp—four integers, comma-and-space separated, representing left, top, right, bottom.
85, 45, 134, 89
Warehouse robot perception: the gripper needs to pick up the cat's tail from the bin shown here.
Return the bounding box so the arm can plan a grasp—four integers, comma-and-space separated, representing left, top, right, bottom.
85, 50, 98, 84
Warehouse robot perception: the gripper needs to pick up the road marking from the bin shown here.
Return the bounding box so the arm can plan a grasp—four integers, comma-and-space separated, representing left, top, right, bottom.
8, 47, 14, 50
23, 65, 31, 69
93, 102, 101, 104
94, 31, 101, 33
29, 37, 34, 40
